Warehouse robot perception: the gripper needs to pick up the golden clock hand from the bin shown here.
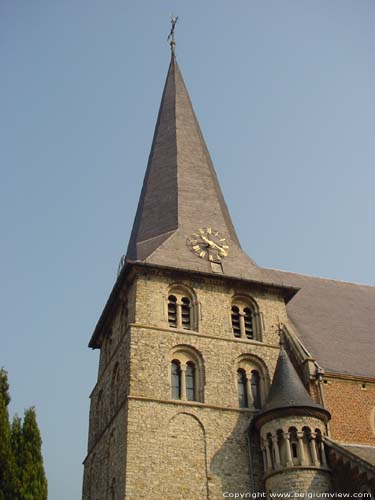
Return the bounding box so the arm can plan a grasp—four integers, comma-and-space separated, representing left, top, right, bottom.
200, 234, 228, 255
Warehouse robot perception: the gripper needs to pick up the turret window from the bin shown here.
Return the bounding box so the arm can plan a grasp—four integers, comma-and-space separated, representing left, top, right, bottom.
169, 346, 204, 402
260, 426, 328, 473
231, 296, 262, 341
166, 285, 198, 331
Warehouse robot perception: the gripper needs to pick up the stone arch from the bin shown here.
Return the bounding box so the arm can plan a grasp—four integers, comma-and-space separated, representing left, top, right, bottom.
168, 344, 205, 402
230, 294, 263, 341
235, 353, 270, 407
165, 283, 199, 331
160, 412, 209, 500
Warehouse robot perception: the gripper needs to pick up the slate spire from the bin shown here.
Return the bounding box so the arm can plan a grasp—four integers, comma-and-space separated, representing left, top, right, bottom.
255, 343, 330, 425
126, 52, 266, 281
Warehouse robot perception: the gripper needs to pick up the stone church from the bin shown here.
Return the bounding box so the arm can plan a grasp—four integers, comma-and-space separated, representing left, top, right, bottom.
82, 40, 375, 499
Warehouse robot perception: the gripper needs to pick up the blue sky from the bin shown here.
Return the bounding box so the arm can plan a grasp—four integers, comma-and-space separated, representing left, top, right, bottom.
1, 1, 374, 499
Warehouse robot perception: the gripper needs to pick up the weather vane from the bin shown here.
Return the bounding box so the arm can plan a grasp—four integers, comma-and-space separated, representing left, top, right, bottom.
167, 14, 178, 55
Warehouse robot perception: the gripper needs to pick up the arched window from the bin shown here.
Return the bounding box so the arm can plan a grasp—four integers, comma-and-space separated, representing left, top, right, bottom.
288, 427, 299, 465
171, 360, 181, 399
231, 296, 262, 341
186, 362, 195, 401
244, 308, 253, 339
231, 306, 241, 337
169, 346, 204, 402
237, 369, 248, 408
251, 370, 261, 409
236, 356, 269, 409
166, 285, 197, 331
168, 295, 177, 328
181, 298, 191, 330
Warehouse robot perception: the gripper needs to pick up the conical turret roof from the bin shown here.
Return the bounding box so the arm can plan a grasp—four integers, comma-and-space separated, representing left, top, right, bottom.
126, 53, 268, 282
255, 344, 330, 426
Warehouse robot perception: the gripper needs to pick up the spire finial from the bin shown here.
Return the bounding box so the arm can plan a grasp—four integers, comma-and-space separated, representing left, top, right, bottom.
167, 14, 178, 56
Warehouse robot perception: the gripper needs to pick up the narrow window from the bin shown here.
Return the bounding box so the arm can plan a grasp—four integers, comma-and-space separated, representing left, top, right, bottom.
244, 307, 254, 339
251, 370, 261, 409
186, 362, 195, 401
237, 369, 248, 408
168, 295, 177, 328
289, 428, 299, 462
171, 360, 181, 399
181, 297, 191, 330
110, 478, 116, 500
231, 306, 241, 338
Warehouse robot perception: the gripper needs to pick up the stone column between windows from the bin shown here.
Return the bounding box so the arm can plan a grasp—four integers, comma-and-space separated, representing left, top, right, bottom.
297, 431, 307, 465
245, 372, 254, 407
284, 433, 294, 467
309, 433, 320, 466
176, 300, 183, 329
272, 435, 281, 468
239, 312, 246, 338
319, 440, 328, 467
180, 364, 187, 400
264, 438, 273, 471
261, 445, 268, 472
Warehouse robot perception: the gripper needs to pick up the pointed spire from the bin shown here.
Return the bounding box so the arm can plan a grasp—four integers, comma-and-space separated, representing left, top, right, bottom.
126, 45, 270, 282
255, 345, 330, 425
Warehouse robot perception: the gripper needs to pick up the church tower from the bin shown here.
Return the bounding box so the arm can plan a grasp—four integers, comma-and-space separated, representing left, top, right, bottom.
82, 38, 334, 499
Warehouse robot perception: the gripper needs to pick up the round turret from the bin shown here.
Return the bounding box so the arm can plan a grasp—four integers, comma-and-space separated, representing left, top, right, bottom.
254, 344, 332, 495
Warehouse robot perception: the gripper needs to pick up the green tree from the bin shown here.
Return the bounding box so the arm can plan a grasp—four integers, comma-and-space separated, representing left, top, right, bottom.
18, 407, 47, 500
0, 369, 16, 500
11, 415, 23, 499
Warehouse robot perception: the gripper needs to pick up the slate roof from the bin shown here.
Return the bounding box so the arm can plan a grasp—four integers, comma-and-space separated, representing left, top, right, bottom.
126, 53, 272, 283
266, 269, 375, 379
341, 444, 375, 466
255, 344, 329, 422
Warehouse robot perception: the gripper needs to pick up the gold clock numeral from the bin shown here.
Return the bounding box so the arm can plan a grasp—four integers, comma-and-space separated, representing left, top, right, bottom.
187, 228, 229, 261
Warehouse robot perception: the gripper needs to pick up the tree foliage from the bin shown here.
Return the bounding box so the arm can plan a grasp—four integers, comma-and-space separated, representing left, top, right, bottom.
0, 369, 47, 500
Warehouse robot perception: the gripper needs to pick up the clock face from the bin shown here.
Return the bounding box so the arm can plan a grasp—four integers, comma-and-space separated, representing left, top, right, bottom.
187, 227, 229, 261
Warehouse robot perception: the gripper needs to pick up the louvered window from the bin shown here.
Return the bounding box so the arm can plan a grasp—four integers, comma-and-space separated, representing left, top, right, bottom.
244, 307, 254, 339
231, 306, 241, 337
181, 297, 191, 329
168, 295, 177, 327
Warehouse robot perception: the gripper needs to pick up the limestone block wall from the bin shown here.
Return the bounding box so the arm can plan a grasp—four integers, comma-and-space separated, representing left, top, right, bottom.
266, 468, 332, 495
82, 403, 127, 500
125, 399, 255, 499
